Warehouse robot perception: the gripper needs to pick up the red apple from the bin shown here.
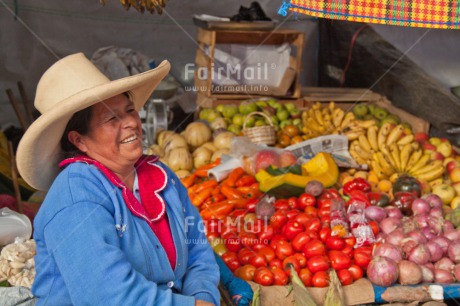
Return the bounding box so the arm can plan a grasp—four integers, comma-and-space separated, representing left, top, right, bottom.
423, 143, 437, 153
437, 141, 453, 158
429, 137, 442, 146
449, 168, 460, 184
432, 184, 456, 205
446, 160, 460, 173
414, 132, 429, 144
279, 151, 298, 168
254, 150, 281, 173
431, 151, 444, 161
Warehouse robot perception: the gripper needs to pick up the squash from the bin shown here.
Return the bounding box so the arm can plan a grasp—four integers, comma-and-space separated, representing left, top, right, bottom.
255, 152, 339, 198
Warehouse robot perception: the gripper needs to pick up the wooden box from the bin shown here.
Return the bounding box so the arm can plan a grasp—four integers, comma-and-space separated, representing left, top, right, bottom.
194, 28, 305, 100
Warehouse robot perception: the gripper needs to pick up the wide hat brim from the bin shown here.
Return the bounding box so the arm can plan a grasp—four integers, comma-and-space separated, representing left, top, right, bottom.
16, 60, 170, 191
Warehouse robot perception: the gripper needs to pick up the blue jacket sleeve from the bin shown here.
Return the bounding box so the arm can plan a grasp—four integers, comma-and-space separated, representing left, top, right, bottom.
171, 170, 221, 305
43, 202, 195, 306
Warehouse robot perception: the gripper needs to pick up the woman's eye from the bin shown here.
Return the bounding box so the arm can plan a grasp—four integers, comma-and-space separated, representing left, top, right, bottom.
127, 108, 135, 113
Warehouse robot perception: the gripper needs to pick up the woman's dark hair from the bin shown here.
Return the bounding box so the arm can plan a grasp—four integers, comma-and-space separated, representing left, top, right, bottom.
60, 92, 132, 158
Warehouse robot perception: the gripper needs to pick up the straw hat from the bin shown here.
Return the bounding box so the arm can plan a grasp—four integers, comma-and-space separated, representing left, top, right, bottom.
16, 53, 170, 191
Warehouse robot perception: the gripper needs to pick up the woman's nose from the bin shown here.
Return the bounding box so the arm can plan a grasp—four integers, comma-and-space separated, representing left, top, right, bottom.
122, 113, 139, 128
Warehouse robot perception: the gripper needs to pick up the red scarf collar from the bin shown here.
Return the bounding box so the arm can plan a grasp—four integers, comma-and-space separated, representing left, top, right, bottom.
59, 155, 168, 223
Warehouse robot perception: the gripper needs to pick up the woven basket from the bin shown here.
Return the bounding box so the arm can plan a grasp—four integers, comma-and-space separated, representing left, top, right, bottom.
242, 112, 276, 145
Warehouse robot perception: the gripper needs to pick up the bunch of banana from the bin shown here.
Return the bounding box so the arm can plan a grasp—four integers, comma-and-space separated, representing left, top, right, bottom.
300, 102, 376, 141
101, 0, 167, 14
350, 122, 444, 183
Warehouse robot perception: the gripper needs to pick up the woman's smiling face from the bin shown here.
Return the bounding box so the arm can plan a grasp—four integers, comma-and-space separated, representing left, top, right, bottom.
75, 94, 143, 176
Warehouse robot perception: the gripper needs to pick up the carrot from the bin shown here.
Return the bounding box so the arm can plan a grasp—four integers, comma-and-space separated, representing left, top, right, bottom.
194, 179, 218, 194
211, 185, 222, 196
191, 189, 212, 207
194, 158, 222, 177
200, 202, 235, 220
181, 174, 196, 188
235, 175, 256, 187
227, 198, 248, 209
224, 167, 246, 187
221, 184, 244, 200
210, 193, 226, 203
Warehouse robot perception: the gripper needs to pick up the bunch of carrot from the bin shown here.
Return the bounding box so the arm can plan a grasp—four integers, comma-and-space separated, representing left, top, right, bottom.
180, 162, 261, 220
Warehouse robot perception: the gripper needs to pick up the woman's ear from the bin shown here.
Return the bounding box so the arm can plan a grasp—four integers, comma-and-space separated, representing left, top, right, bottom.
68, 131, 87, 153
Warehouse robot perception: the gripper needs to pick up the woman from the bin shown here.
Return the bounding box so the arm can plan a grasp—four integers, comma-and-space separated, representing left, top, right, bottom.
16, 53, 220, 306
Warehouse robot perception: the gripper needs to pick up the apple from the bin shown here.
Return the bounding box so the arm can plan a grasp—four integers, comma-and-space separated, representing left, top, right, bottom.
449, 168, 460, 183
432, 183, 456, 205
444, 157, 456, 167
429, 137, 442, 146
284, 103, 296, 112
352, 104, 369, 117
254, 120, 266, 127
446, 160, 460, 173
199, 108, 210, 120
238, 101, 257, 115
232, 114, 245, 126
279, 150, 298, 168
206, 110, 221, 122
245, 116, 256, 128
289, 109, 301, 119
451, 196, 460, 209
431, 151, 444, 161
276, 109, 290, 121
227, 124, 241, 135
222, 105, 238, 119
423, 143, 437, 155
437, 141, 453, 158
452, 182, 460, 196
215, 104, 224, 113
414, 132, 429, 144
292, 118, 302, 126
429, 178, 444, 188
279, 119, 293, 129
254, 150, 281, 173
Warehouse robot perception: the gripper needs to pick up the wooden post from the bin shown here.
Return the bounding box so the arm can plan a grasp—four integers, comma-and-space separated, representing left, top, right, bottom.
8, 141, 23, 214
6, 89, 29, 131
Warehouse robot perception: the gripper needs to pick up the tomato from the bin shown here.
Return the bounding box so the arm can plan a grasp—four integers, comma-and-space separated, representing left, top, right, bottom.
305, 218, 321, 233
270, 210, 288, 229
318, 206, 331, 219
221, 223, 238, 238
294, 213, 312, 227
307, 255, 330, 273
368, 220, 379, 236
274, 199, 289, 211
304, 206, 318, 219
274, 240, 294, 260
237, 248, 256, 265
269, 234, 286, 250
319, 227, 331, 242
291, 232, 311, 252
299, 268, 313, 287
348, 264, 364, 281
328, 250, 351, 270
304, 229, 319, 240
293, 253, 307, 268
285, 209, 301, 220
287, 197, 299, 210
268, 258, 283, 269
303, 239, 326, 258
229, 209, 246, 220
341, 244, 354, 258
354, 246, 373, 256
204, 219, 222, 234
312, 271, 329, 287
282, 220, 305, 241
321, 215, 331, 226
298, 193, 316, 210
239, 232, 258, 247
353, 250, 372, 269
245, 219, 265, 235
317, 198, 332, 210
253, 267, 274, 286
249, 254, 268, 268
258, 224, 275, 244
271, 266, 288, 285
257, 246, 275, 262
325, 236, 345, 250
283, 255, 300, 276
206, 231, 220, 241
251, 244, 266, 251
344, 236, 357, 248
337, 269, 353, 286
223, 233, 242, 252
238, 264, 256, 281
245, 198, 257, 212
213, 242, 228, 257
322, 189, 341, 199
221, 251, 241, 272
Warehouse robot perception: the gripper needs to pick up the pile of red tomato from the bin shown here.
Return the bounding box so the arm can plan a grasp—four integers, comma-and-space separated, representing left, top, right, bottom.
206, 188, 378, 287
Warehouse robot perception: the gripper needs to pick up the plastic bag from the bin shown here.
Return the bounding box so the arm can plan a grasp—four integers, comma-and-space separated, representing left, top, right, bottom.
347, 201, 375, 247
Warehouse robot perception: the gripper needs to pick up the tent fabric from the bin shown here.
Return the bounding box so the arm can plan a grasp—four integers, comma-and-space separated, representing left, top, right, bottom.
279, 0, 460, 29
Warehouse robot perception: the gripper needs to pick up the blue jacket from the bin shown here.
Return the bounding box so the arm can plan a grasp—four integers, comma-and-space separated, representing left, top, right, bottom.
31, 161, 220, 305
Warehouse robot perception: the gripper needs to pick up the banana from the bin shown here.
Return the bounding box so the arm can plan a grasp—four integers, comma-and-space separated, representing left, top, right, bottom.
358, 134, 372, 152
381, 147, 396, 169
340, 112, 355, 129
416, 167, 445, 182
386, 124, 404, 146
408, 154, 432, 174
399, 143, 414, 171
411, 160, 443, 176
367, 126, 379, 151
377, 123, 392, 151
355, 120, 376, 129
350, 147, 367, 165
389, 143, 402, 171
353, 142, 372, 160
406, 149, 422, 171
314, 109, 325, 127
371, 160, 387, 180
375, 152, 394, 177
397, 134, 414, 146
333, 108, 345, 128
328, 101, 336, 112
344, 131, 361, 141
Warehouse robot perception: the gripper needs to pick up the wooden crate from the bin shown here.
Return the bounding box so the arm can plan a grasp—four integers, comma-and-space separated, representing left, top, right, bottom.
195, 93, 304, 108
194, 28, 305, 100
301, 87, 430, 134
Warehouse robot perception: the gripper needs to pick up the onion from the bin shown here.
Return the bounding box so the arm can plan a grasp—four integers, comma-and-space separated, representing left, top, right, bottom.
401, 216, 418, 234
423, 193, 443, 209
429, 207, 443, 219
163, 134, 188, 155
453, 264, 460, 281
442, 220, 455, 233
373, 243, 403, 263
408, 244, 431, 265
433, 236, 451, 255
421, 226, 436, 241
365, 206, 387, 222
398, 260, 423, 285
414, 213, 429, 228
427, 241, 444, 262
385, 206, 403, 219
167, 147, 193, 171
420, 265, 434, 283
434, 269, 455, 283
184, 122, 212, 147
380, 217, 402, 235
386, 228, 405, 246
425, 262, 435, 271
435, 257, 454, 271
210, 117, 227, 131
407, 230, 427, 244
448, 239, 460, 263
411, 198, 431, 215
213, 131, 235, 150
428, 217, 443, 235
375, 232, 387, 243
192, 147, 213, 169
401, 238, 418, 256
444, 229, 460, 241
304, 180, 324, 197
367, 256, 399, 287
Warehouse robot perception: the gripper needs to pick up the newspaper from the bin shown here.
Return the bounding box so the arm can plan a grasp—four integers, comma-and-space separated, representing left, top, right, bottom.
285, 135, 368, 170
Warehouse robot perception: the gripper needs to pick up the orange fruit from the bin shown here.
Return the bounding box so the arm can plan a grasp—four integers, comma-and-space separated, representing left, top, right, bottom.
278, 133, 291, 147
283, 125, 300, 137
377, 179, 392, 193
290, 135, 304, 145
